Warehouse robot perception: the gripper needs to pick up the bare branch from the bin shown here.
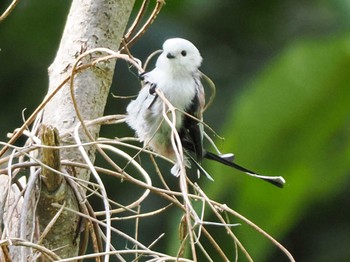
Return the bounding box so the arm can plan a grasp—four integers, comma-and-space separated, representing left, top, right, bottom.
40, 125, 62, 192
0, 0, 21, 22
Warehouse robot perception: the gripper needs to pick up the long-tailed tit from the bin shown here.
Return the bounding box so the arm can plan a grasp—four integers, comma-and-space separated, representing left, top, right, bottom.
126, 38, 285, 188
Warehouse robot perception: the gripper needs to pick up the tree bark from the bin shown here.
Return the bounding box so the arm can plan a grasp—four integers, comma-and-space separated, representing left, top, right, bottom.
43, 0, 135, 180
28, 0, 134, 260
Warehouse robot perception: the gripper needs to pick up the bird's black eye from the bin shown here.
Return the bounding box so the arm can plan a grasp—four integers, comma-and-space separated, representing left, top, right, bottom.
181, 50, 187, 56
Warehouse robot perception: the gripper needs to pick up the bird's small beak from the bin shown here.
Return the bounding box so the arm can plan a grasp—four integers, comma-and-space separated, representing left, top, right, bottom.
166, 52, 175, 59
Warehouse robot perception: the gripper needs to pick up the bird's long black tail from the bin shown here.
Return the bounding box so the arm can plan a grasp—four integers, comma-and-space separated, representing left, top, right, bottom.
204, 151, 285, 188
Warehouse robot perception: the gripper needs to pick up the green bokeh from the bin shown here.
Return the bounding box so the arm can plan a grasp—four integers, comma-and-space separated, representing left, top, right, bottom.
205, 35, 350, 261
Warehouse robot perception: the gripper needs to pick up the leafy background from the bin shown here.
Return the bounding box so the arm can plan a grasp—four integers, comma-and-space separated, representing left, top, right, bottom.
1, 0, 350, 261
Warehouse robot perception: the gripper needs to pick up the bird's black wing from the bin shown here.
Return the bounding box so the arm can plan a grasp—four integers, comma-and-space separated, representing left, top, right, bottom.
180, 84, 204, 162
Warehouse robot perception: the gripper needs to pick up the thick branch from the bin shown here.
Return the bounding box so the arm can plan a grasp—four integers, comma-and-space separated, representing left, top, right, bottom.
40, 125, 62, 192
42, 0, 135, 180
35, 0, 135, 259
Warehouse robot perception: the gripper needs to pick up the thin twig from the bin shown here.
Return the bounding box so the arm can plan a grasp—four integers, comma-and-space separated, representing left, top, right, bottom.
219, 203, 296, 261
0, 238, 61, 261
67, 48, 144, 262
195, 183, 253, 261
37, 202, 66, 245
124, 0, 150, 41
123, 0, 165, 48
0, 0, 21, 22
155, 87, 200, 260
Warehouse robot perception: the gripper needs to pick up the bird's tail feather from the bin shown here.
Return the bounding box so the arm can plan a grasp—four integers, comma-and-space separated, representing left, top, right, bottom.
204, 151, 285, 188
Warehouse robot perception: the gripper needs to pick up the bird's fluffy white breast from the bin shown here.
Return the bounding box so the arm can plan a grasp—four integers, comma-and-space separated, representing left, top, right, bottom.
126, 68, 197, 157
151, 68, 197, 110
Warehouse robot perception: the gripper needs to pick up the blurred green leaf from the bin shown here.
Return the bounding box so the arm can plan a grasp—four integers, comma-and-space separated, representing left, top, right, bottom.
205, 35, 350, 260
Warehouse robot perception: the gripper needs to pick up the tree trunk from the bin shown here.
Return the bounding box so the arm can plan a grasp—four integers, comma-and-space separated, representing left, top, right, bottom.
6, 0, 135, 260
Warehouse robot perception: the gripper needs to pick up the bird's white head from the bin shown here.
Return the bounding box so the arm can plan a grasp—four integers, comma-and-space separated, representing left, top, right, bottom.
156, 38, 203, 74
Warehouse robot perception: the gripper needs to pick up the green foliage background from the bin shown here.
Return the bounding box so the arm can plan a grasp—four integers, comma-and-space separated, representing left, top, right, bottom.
1, 0, 349, 261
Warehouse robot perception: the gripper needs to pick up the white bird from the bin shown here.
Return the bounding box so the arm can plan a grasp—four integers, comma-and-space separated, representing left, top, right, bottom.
126, 38, 285, 188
